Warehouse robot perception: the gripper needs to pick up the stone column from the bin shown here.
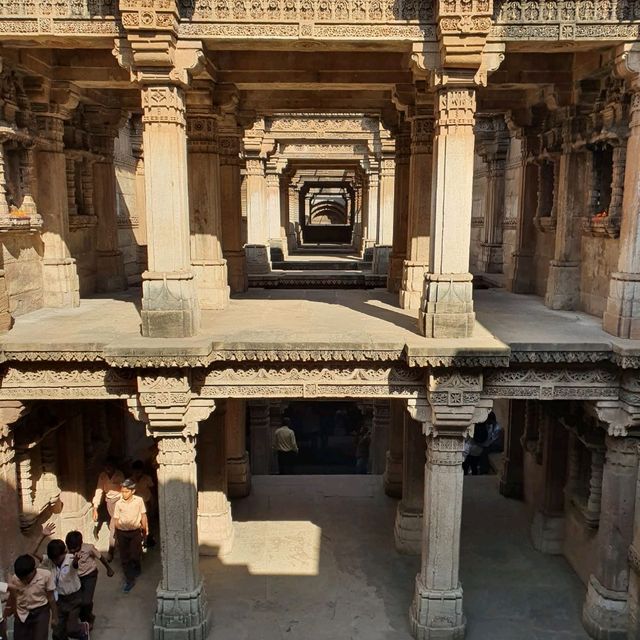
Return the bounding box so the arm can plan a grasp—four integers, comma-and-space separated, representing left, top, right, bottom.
197, 401, 234, 557
186, 104, 230, 310
249, 400, 271, 475
371, 400, 390, 475
244, 157, 271, 274
87, 107, 127, 293
410, 376, 491, 640
34, 107, 80, 308
530, 409, 568, 554
400, 110, 433, 310
388, 122, 411, 293
129, 377, 214, 640
265, 167, 284, 260
0, 143, 13, 332
499, 399, 525, 499
395, 410, 424, 555
544, 118, 588, 310
225, 398, 251, 499
418, 83, 477, 338
383, 398, 404, 498
604, 64, 640, 336
583, 435, 637, 639
137, 81, 200, 337
279, 172, 291, 258
0, 401, 28, 581
373, 156, 395, 275
364, 166, 379, 250
477, 116, 509, 274
218, 115, 248, 293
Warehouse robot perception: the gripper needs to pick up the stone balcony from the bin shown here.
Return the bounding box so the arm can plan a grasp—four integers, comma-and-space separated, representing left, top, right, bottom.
0, 287, 637, 369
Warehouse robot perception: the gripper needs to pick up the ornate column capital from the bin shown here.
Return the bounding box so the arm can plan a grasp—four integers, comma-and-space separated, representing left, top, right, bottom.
85, 106, 125, 158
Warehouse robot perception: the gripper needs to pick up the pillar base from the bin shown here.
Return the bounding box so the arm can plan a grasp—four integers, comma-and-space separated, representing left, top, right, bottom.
245, 244, 271, 275
387, 253, 405, 293
394, 504, 422, 555
400, 260, 428, 310
192, 259, 230, 310
603, 272, 640, 339
372, 245, 392, 275
154, 583, 208, 640
530, 511, 564, 554
198, 501, 234, 557
96, 250, 127, 293
545, 260, 581, 310
479, 242, 503, 274
227, 453, 252, 499
410, 577, 465, 640
418, 273, 475, 338
582, 575, 628, 640
141, 270, 200, 338
383, 451, 402, 498
223, 249, 248, 293
42, 257, 80, 308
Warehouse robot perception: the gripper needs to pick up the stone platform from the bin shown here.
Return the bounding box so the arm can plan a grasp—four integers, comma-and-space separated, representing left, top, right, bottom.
86, 475, 588, 640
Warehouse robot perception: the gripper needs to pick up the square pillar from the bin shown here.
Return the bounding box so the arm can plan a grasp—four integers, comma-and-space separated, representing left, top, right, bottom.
383, 398, 404, 497
371, 400, 390, 474
395, 410, 424, 555
244, 158, 271, 274
418, 83, 477, 337
400, 110, 433, 310
225, 398, 251, 499
499, 400, 525, 499
186, 104, 230, 310
583, 435, 637, 639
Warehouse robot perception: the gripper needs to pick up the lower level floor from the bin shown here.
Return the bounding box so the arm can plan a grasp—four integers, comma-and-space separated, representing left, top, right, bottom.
88, 474, 588, 640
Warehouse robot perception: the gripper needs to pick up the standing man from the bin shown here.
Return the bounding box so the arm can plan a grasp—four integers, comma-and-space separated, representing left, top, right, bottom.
92, 457, 125, 561
273, 417, 299, 475
113, 479, 148, 593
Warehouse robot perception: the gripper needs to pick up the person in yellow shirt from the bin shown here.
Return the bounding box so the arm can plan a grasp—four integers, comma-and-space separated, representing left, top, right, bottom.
91, 457, 125, 561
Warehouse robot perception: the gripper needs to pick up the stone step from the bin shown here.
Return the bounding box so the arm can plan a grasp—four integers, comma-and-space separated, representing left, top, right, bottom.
248, 270, 386, 289
272, 260, 366, 271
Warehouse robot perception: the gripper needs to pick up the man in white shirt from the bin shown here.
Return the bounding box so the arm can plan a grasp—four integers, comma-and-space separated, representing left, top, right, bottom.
273, 418, 299, 474
92, 457, 125, 560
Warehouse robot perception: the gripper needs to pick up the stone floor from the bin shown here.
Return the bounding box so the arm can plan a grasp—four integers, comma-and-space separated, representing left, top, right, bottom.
88, 476, 589, 640
3, 287, 638, 358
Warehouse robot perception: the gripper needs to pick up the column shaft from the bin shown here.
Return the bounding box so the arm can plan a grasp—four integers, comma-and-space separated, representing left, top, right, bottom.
371, 400, 390, 474
383, 398, 404, 497
225, 398, 251, 498
244, 159, 271, 274
140, 84, 199, 337
400, 114, 433, 310
395, 413, 425, 555
187, 114, 230, 310
499, 399, 525, 499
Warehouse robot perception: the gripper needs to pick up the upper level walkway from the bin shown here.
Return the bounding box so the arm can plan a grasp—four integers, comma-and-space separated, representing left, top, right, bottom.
1, 288, 638, 369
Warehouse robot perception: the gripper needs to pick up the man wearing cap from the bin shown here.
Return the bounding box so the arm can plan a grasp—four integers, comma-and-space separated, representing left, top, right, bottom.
113, 479, 148, 593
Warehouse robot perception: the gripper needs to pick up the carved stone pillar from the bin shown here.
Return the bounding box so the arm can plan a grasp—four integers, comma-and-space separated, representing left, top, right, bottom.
265, 167, 284, 260
249, 400, 271, 475
604, 48, 640, 337
87, 107, 127, 293
418, 83, 477, 337
530, 409, 568, 554
400, 110, 433, 310
129, 374, 213, 640
395, 409, 424, 555
410, 376, 492, 640
545, 115, 588, 310
225, 398, 250, 499
372, 155, 395, 275
34, 106, 80, 308
0, 143, 12, 332
244, 157, 271, 274
388, 122, 411, 293
218, 115, 248, 293
0, 401, 27, 581
197, 401, 234, 557
371, 400, 390, 474
499, 399, 525, 499
383, 398, 404, 498
115, 36, 204, 337
476, 115, 509, 274
186, 103, 230, 310
583, 435, 637, 640
364, 166, 379, 249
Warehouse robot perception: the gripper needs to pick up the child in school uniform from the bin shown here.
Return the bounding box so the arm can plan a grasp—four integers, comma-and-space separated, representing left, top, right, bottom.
64, 531, 114, 628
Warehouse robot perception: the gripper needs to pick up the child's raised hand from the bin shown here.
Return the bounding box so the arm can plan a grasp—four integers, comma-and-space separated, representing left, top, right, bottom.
41, 522, 56, 537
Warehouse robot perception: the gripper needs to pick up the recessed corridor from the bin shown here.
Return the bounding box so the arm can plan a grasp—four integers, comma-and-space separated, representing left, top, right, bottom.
90, 475, 588, 640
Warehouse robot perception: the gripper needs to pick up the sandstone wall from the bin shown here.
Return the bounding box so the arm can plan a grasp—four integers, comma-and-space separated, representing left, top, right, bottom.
69, 224, 97, 296
3, 232, 44, 316
580, 235, 619, 317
